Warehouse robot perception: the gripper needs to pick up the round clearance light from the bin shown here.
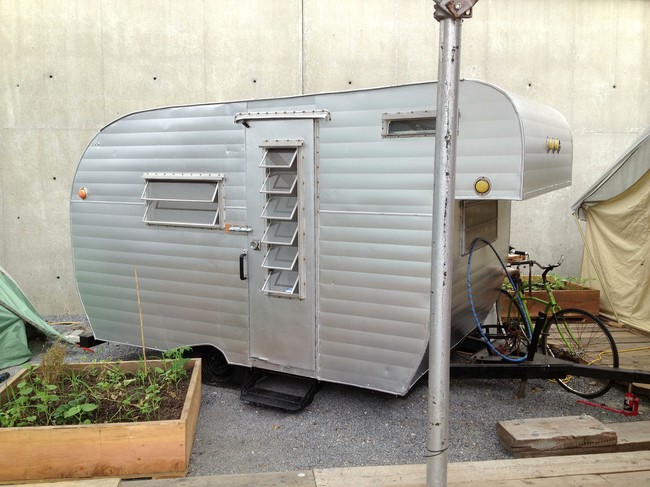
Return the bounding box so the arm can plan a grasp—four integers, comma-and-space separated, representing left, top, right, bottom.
78, 187, 88, 199
474, 177, 491, 195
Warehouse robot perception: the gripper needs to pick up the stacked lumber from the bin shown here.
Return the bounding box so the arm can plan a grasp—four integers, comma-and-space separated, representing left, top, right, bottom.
497, 415, 650, 458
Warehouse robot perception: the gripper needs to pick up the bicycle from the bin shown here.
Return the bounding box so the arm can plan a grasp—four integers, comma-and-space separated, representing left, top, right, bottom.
489, 250, 619, 398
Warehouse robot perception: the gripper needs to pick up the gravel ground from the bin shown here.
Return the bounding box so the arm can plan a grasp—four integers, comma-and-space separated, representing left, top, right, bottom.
2, 315, 645, 476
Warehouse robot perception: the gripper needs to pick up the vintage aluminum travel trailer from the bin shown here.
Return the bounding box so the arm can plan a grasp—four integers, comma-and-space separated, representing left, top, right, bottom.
70, 80, 572, 396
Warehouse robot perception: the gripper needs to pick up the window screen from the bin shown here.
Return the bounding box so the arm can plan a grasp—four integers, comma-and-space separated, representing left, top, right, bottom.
461, 200, 498, 255
142, 173, 224, 229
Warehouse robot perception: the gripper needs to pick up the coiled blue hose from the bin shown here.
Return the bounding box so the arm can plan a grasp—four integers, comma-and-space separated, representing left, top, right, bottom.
466, 237, 532, 362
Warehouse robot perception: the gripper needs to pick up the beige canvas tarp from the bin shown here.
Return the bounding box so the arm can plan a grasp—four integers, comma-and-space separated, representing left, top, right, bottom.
581, 168, 650, 331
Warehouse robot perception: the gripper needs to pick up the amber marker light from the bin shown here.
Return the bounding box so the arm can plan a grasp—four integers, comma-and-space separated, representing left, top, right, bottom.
474, 177, 491, 195
78, 187, 88, 199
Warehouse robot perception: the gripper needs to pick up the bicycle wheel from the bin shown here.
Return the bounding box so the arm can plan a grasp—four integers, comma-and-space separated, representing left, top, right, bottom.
541, 308, 619, 398
490, 290, 531, 357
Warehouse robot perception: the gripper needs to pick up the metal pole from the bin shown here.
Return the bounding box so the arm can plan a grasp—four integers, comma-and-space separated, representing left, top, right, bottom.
427, 6, 465, 486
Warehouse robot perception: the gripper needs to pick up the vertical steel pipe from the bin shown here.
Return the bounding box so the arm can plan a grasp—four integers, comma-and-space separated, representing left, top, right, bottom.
427, 14, 463, 487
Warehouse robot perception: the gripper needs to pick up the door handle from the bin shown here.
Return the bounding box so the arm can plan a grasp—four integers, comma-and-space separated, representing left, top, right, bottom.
239, 251, 248, 281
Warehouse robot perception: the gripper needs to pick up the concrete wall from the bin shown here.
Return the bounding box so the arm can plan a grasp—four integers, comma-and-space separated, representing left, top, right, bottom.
1, 0, 648, 314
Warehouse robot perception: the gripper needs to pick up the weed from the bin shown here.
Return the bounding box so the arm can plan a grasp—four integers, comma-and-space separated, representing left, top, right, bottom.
0, 346, 192, 427
39, 342, 67, 385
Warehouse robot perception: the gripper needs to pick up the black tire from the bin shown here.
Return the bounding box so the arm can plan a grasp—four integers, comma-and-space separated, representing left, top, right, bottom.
541, 308, 619, 398
186, 346, 234, 385
491, 290, 531, 357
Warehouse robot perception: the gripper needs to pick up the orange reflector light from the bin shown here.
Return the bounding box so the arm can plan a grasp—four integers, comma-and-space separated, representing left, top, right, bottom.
78, 187, 88, 199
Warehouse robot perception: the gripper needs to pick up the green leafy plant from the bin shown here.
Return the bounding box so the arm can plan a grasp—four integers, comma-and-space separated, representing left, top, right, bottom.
503, 274, 591, 292
156, 346, 190, 388
0, 346, 192, 428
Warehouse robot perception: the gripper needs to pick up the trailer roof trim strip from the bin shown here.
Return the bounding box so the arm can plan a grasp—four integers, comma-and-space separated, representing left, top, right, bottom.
234, 109, 331, 125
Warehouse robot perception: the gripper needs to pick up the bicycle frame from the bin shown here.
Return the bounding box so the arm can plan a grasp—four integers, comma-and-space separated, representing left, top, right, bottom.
506, 263, 580, 357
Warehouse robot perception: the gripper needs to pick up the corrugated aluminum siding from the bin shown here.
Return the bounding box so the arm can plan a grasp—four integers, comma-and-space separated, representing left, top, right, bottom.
315, 85, 510, 394
454, 81, 572, 200
71, 103, 251, 364
508, 92, 573, 199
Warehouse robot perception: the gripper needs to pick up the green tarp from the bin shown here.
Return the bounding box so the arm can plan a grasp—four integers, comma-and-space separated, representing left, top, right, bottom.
0, 265, 63, 369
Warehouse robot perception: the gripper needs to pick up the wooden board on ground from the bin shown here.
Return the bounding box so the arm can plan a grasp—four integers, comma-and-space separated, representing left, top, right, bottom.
609, 421, 650, 452
108, 451, 650, 487
129, 471, 316, 487
497, 415, 617, 458
498, 416, 650, 458
19, 480, 121, 487
313, 451, 650, 487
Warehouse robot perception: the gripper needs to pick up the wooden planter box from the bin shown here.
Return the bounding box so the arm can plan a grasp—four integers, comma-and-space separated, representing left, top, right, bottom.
0, 358, 201, 484
500, 281, 600, 318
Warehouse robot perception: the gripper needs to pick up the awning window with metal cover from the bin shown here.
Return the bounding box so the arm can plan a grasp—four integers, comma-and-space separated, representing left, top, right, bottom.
141, 172, 224, 229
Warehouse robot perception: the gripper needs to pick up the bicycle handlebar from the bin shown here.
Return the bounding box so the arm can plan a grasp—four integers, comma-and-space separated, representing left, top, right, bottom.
508, 254, 565, 281
508, 246, 566, 286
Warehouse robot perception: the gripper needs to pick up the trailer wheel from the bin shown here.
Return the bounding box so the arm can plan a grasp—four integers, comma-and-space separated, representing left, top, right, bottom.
187, 346, 234, 385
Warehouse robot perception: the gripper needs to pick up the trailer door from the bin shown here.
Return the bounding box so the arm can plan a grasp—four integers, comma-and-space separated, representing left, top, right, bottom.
242, 116, 318, 373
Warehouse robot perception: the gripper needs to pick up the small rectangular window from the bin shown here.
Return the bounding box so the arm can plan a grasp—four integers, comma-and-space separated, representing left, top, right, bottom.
261, 221, 299, 246
262, 269, 300, 296
142, 173, 224, 229
259, 148, 297, 168
262, 246, 299, 271
461, 200, 498, 255
260, 172, 298, 194
261, 196, 298, 220
382, 110, 436, 138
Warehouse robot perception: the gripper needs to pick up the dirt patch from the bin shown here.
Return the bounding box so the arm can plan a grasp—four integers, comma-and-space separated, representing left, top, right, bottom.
1, 363, 190, 427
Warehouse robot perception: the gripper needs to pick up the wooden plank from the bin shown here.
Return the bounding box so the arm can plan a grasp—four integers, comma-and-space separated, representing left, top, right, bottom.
448, 451, 650, 483
600, 471, 650, 486
19, 480, 121, 487
183, 358, 202, 465
615, 357, 650, 371
498, 286, 600, 318
314, 464, 424, 487
314, 452, 650, 486
498, 418, 650, 458
130, 470, 316, 487
496, 416, 617, 457
126, 451, 650, 487
610, 421, 650, 450
448, 474, 611, 486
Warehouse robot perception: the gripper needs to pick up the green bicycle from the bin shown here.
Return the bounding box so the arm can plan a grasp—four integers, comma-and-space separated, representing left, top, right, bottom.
494, 253, 619, 398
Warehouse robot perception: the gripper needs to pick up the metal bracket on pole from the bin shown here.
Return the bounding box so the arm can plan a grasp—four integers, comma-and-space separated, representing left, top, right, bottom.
434, 0, 477, 20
